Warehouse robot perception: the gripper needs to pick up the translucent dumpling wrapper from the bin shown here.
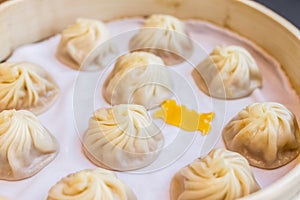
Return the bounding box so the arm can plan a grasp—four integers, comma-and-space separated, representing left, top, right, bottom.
223, 102, 300, 169
56, 18, 117, 71
47, 168, 137, 200
103, 51, 173, 109
82, 104, 164, 171
129, 14, 193, 65
170, 148, 260, 200
0, 110, 59, 181
193, 45, 262, 99
0, 62, 59, 115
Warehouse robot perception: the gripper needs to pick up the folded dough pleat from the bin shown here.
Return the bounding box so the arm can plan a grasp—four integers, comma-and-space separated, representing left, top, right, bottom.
0, 109, 59, 180
0, 62, 59, 114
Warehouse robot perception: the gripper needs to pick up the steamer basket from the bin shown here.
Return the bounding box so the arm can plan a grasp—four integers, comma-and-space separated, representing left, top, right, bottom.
0, 0, 299, 199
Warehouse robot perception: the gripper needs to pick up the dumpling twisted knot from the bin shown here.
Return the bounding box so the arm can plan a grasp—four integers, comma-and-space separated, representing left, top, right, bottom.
223, 102, 300, 169
195, 45, 261, 99
47, 169, 136, 200
57, 18, 117, 70
103, 51, 173, 109
0, 62, 59, 114
129, 14, 193, 65
0, 109, 58, 180
143, 14, 187, 34
83, 104, 164, 171
170, 148, 260, 200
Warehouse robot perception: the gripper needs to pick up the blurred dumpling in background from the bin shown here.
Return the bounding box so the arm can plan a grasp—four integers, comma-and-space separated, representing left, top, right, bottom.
103, 51, 173, 109
0, 62, 59, 114
0, 110, 58, 181
129, 14, 193, 65
56, 18, 117, 71
223, 102, 300, 169
82, 104, 164, 171
170, 148, 260, 200
193, 45, 262, 99
47, 168, 137, 200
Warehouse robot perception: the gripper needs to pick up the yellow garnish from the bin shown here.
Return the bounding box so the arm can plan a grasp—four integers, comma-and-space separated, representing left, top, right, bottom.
154, 99, 214, 135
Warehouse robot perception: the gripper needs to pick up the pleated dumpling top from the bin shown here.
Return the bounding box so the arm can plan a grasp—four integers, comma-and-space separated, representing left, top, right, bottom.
170, 148, 260, 200
0, 62, 59, 114
0, 109, 58, 180
194, 45, 262, 99
47, 168, 137, 200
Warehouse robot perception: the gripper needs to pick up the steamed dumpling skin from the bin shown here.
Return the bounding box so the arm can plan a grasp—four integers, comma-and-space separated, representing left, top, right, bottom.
47, 168, 137, 200
170, 148, 260, 200
194, 46, 262, 99
0, 62, 59, 114
223, 102, 300, 169
57, 18, 117, 71
103, 52, 173, 109
0, 110, 58, 181
83, 104, 164, 171
129, 14, 193, 65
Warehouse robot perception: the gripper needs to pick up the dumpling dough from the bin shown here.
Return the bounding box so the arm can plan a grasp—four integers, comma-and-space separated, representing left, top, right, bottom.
57, 18, 117, 71
170, 148, 260, 200
47, 168, 137, 200
193, 45, 262, 99
83, 104, 164, 171
0, 62, 59, 114
129, 14, 193, 65
223, 102, 300, 169
0, 110, 58, 181
103, 52, 173, 109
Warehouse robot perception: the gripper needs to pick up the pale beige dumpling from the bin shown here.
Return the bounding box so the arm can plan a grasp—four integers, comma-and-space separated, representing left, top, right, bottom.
0, 62, 59, 114
170, 148, 260, 200
57, 18, 117, 71
223, 102, 300, 169
0, 110, 58, 181
103, 52, 173, 109
83, 104, 164, 171
47, 168, 136, 200
129, 14, 193, 65
194, 45, 262, 99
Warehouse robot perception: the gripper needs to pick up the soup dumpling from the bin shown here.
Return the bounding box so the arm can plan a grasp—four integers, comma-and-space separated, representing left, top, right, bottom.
57, 18, 117, 71
170, 148, 260, 200
0, 110, 58, 180
47, 168, 136, 200
129, 14, 193, 65
223, 102, 300, 169
83, 104, 164, 171
194, 45, 262, 99
103, 51, 173, 109
0, 62, 59, 114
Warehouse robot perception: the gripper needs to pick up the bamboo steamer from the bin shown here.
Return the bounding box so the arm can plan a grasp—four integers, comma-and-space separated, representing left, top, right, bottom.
0, 0, 299, 199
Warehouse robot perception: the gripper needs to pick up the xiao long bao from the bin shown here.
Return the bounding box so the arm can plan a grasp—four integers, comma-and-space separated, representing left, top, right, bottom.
47, 168, 137, 200
82, 104, 164, 171
223, 102, 300, 169
56, 18, 117, 71
0, 110, 58, 181
129, 14, 194, 65
170, 148, 260, 200
194, 45, 262, 99
103, 51, 173, 109
0, 62, 59, 114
